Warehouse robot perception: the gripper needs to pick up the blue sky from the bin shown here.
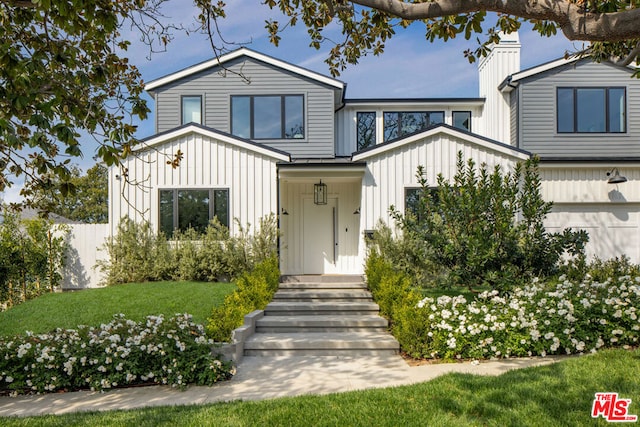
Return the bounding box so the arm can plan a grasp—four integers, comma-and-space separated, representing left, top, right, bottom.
2, 1, 583, 203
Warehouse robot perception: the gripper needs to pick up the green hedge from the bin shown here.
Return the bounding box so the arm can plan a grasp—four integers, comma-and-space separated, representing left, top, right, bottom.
206, 256, 280, 342
97, 215, 278, 285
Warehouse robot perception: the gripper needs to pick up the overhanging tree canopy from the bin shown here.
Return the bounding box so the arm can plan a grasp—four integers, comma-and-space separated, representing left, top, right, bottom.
2, 0, 639, 206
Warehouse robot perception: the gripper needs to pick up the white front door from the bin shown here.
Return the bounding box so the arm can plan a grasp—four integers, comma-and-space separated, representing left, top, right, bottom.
303, 197, 338, 274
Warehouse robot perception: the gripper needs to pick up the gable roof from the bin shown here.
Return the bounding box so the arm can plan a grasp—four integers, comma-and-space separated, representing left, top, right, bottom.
351, 124, 530, 162
144, 47, 345, 93
499, 55, 636, 92
138, 123, 291, 162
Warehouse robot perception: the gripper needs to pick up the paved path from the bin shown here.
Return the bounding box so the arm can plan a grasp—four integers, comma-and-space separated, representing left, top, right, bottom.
0, 354, 565, 418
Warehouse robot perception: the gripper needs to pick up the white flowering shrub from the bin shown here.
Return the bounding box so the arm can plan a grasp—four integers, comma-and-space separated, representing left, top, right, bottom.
0, 313, 233, 395
394, 276, 640, 360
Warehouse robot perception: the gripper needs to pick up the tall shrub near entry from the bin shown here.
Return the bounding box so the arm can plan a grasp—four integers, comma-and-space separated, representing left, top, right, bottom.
390, 153, 587, 291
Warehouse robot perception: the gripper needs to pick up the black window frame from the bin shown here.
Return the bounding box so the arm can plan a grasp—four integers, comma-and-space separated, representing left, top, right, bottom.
181, 95, 203, 125
230, 94, 305, 140
383, 111, 445, 142
356, 111, 377, 151
452, 111, 472, 132
404, 187, 439, 220
556, 87, 626, 134
159, 188, 229, 237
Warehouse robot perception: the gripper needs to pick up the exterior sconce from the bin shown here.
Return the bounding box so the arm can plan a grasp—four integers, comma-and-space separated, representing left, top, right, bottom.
314, 180, 327, 205
607, 168, 627, 184
281, 208, 289, 215
353, 207, 360, 214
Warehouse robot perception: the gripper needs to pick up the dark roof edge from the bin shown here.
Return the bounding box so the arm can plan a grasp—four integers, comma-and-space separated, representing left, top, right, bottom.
344, 97, 485, 104
352, 123, 531, 157
138, 122, 291, 158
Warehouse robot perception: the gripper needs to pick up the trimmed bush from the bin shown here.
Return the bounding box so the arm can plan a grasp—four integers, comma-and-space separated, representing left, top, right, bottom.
365, 249, 420, 321
97, 214, 278, 286
207, 256, 280, 342
0, 313, 233, 395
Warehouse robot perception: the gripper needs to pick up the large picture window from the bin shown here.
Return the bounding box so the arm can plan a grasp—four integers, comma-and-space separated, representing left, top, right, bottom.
231, 95, 304, 140
159, 189, 229, 236
356, 112, 376, 150
557, 87, 626, 133
383, 111, 444, 141
182, 96, 202, 125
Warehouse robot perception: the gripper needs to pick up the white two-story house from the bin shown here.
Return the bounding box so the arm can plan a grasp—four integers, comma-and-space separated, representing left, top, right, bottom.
109, 32, 640, 275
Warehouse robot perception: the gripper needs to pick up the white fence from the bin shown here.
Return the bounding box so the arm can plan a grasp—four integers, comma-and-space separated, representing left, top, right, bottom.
63, 224, 110, 289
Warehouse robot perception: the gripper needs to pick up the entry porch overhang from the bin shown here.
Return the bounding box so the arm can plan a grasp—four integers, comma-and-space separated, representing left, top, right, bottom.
277, 159, 367, 276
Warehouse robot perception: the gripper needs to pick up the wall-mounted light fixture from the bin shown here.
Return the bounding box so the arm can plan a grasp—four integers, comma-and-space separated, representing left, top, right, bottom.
353, 207, 360, 215
281, 208, 289, 216
314, 180, 327, 205
607, 168, 628, 184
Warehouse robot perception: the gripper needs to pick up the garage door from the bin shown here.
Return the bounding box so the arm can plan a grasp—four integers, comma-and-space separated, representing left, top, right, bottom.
545, 204, 640, 263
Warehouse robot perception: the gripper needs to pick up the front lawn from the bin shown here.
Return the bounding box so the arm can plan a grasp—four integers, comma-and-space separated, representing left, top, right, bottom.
0, 281, 236, 337
2, 348, 638, 426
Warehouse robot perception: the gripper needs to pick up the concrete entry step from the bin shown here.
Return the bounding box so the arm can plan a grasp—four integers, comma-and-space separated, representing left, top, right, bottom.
281, 275, 364, 284
243, 331, 400, 356
240, 274, 399, 358
278, 282, 368, 290
273, 290, 373, 301
265, 301, 380, 316
256, 314, 388, 333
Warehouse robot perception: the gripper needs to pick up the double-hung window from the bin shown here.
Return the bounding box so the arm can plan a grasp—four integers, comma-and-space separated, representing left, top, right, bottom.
159, 189, 229, 236
182, 95, 202, 125
557, 87, 626, 133
383, 111, 444, 141
231, 95, 305, 139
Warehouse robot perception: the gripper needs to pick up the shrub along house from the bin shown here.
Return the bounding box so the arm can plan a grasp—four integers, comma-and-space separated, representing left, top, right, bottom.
109, 32, 640, 276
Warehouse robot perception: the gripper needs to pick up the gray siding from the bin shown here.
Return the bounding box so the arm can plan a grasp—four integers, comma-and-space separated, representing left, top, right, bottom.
518, 60, 640, 157
153, 58, 336, 158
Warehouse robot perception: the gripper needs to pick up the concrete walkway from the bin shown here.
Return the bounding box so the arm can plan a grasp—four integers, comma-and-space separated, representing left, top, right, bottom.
0, 354, 566, 418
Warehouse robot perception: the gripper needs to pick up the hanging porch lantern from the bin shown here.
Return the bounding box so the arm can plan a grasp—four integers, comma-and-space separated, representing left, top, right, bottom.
314, 180, 327, 205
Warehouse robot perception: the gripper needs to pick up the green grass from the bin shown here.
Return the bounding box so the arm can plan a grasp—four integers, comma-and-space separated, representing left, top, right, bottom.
0, 281, 236, 337
2, 348, 638, 426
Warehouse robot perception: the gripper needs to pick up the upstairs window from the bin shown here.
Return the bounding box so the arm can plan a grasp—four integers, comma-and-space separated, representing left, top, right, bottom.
557, 87, 626, 133
231, 95, 304, 140
182, 96, 202, 125
356, 112, 376, 150
159, 189, 229, 236
383, 111, 444, 141
453, 111, 471, 132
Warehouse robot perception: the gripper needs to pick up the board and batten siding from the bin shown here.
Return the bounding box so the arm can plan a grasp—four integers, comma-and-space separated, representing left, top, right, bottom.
517, 61, 640, 157
539, 164, 640, 204
109, 131, 279, 237
358, 133, 526, 232
540, 164, 640, 263
153, 58, 336, 158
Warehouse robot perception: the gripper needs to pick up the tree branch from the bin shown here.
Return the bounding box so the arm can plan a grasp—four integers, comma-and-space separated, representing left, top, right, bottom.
350, 0, 640, 42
